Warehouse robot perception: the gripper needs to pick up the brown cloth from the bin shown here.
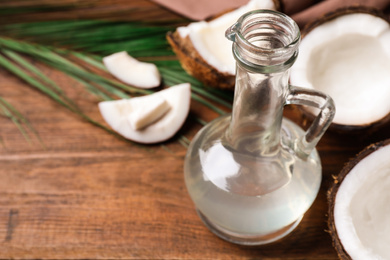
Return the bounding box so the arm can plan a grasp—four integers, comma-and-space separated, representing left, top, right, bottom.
151, 0, 249, 21
151, 0, 390, 28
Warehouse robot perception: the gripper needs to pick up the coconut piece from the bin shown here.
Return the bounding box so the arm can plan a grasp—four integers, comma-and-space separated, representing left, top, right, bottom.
103, 51, 161, 89
127, 94, 170, 130
98, 83, 191, 143
167, 0, 279, 90
290, 8, 390, 132
328, 139, 390, 260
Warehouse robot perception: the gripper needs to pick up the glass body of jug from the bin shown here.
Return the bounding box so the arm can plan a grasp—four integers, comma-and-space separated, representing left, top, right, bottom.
184, 10, 335, 245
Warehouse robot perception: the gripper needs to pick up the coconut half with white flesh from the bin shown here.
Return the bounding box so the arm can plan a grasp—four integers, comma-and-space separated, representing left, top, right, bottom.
167, 0, 280, 90
290, 8, 390, 132
98, 83, 191, 144
328, 139, 390, 260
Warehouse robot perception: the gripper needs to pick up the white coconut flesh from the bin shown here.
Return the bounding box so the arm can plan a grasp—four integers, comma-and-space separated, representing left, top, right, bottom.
290, 13, 390, 126
127, 94, 170, 130
103, 51, 161, 89
98, 83, 191, 144
334, 144, 390, 260
177, 0, 276, 75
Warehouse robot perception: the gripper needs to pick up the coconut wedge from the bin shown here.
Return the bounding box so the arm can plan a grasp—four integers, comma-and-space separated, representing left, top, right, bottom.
328, 139, 390, 260
103, 51, 161, 89
290, 8, 390, 132
167, 0, 279, 90
98, 83, 191, 144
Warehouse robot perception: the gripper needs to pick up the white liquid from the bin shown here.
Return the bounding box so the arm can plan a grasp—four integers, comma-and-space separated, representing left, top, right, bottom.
184, 116, 322, 243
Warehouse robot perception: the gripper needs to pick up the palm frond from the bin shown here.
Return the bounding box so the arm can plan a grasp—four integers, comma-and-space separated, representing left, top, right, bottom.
0, 19, 234, 147
0, 96, 43, 145
0, 20, 233, 100
1, 20, 175, 57
0, 50, 126, 143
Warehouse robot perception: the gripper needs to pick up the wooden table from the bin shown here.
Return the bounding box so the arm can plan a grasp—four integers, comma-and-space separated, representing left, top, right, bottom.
1, 1, 389, 259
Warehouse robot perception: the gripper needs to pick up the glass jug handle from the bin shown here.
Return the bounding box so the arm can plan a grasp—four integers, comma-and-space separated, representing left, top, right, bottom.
286, 86, 335, 158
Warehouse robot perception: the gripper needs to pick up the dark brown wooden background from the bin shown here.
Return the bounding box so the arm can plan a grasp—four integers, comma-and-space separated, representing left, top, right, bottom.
1, 1, 389, 259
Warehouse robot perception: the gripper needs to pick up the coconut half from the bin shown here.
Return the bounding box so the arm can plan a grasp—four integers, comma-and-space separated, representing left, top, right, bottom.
167, 0, 279, 90
328, 139, 390, 259
290, 8, 390, 131
98, 83, 191, 144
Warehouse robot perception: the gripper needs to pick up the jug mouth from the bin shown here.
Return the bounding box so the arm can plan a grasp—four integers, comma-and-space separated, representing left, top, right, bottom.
226, 9, 300, 72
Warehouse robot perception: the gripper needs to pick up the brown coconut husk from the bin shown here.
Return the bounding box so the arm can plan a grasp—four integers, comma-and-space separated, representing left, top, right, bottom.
166, 30, 236, 90
327, 138, 390, 259
301, 5, 388, 36
299, 107, 390, 134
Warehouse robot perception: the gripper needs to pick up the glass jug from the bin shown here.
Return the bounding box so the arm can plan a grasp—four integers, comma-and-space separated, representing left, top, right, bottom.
184, 10, 335, 245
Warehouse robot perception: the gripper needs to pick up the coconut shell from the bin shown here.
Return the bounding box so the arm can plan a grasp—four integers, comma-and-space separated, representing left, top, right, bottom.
297, 6, 390, 133
327, 138, 390, 259
301, 6, 388, 37
166, 30, 235, 90
166, 0, 282, 90
329, 113, 390, 134
298, 106, 390, 134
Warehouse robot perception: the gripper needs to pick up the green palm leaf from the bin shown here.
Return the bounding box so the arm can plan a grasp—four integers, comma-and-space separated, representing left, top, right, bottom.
0, 19, 234, 147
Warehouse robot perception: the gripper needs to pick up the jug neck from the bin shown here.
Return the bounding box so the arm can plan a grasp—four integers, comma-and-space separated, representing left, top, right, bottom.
227, 68, 290, 154
225, 10, 300, 155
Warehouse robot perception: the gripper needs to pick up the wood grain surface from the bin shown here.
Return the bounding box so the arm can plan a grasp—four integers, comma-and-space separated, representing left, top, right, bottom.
1, 1, 389, 259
